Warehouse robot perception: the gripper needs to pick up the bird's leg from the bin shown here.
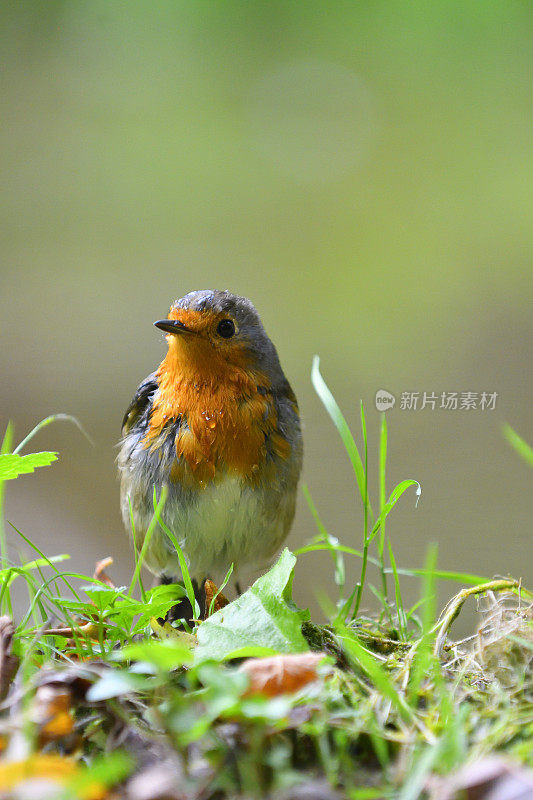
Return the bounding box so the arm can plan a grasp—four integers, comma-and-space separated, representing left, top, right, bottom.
159, 573, 177, 585
161, 575, 206, 627
235, 580, 243, 597
160, 572, 192, 626
194, 578, 207, 619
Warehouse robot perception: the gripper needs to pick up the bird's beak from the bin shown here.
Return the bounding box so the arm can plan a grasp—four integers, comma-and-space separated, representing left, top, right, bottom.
153, 319, 196, 335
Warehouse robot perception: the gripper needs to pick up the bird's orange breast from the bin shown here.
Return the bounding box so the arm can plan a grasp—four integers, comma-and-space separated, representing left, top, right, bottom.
143, 336, 290, 487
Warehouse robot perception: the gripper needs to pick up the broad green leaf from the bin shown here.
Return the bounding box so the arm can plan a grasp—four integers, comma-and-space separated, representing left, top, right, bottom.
86, 670, 142, 701
150, 617, 196, 647
114, 639, 194, 670
69, 752, 133, 796
195, 549, 309, 662
81, 585, 128, 610
0, 451, 57, 481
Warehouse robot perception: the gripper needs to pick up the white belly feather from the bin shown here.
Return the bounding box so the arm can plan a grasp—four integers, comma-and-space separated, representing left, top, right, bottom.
127, 473, 293, 586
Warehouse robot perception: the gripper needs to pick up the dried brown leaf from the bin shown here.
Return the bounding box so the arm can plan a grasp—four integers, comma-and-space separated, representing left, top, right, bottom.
0, 616, 19, 701
36, 663, 99, 700
429, 756, 533, 800
94, 556, 115, 588
42, 620, 99, 639
0, 754, 106, 799
239, 652, 327, 697
203, 579, 229, 619
33, 685, 75, 744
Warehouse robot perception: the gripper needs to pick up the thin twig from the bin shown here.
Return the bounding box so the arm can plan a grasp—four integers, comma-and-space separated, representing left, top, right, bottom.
433, 579, 520, 657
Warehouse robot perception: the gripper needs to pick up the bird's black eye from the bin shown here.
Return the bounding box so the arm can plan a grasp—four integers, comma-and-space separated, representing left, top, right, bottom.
216, 319, 235, 338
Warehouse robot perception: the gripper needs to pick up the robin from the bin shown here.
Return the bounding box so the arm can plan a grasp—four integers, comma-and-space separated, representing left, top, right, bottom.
118, 289, 303, 600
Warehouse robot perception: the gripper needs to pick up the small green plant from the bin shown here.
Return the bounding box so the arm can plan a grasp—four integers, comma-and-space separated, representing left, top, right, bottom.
300, 356, 422, 635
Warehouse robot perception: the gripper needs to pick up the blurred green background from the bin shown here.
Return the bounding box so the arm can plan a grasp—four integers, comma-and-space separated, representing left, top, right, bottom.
1, 1, 531, 623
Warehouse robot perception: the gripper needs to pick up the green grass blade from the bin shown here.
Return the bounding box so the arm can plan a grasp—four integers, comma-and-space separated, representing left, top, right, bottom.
353, 402, 370, 619
360, 401, 370, 533
311, 356, 374, 522
9, 522, 82, 601
295, 541, 374, 563
1, 554, 70, 592
335, 584, 358, 625
408, 544, 438, 700
367, 480, 421, 543
390, 567, 488, 585
398, 744, 442, 800
208, 563, 234, 618
13, 414, 93, 454
508, 634, 533, 652
378, 412, 388, 608
18, 570, 90, 634
302, 483, 345, 593
297, 541, 488, 586
502, 423, 533, 467
367, 714, 390, 769
338, 626, 415, 726
388, 540, 407, 639
128, 496, 144, 599
1, 423, 14, 455
349, 788, 387, 799
128, 486, 168, 601
301, 483, 330, 542
0, 422, 14, 569
151, 486, 199, 621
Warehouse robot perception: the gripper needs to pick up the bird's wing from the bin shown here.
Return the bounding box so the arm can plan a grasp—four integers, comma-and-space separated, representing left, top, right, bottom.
121, 372, 158, 435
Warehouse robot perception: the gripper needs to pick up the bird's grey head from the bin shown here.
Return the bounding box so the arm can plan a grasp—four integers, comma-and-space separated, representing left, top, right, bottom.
154, 290, 287, 389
